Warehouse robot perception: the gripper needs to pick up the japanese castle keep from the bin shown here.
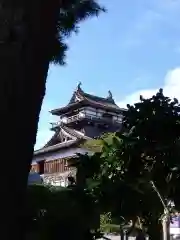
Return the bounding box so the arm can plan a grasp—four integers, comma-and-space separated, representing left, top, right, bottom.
31, 83, 124, 186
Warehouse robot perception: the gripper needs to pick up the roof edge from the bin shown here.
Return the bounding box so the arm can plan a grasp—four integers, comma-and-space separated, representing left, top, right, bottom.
34, 139, 83, 156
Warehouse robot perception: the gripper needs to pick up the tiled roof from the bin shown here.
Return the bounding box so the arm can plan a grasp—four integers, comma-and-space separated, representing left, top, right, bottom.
34, 124, 91, 156
50, 100, 85, 115
50, 84, 124, 115
34, 139, 82, 156
62, 125, 91, 140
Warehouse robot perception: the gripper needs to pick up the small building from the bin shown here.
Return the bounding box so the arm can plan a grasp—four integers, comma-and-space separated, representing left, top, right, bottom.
31, 83, 124, 186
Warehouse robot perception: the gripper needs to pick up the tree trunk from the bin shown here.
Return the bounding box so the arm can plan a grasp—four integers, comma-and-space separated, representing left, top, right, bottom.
162, 218, 170, 240
148, 221, 161, 240
0, 0, 60, 239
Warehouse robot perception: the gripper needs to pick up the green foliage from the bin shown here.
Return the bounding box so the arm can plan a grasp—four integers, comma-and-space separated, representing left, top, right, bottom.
123, 89, 180, 206
50, 0, 105, 64
28, 87, 180, 240
75, 89, 180, 238
25, 184, 100, 240
99, 212, 120, 234
81, 133, 115, 152
100, 212, 112, 233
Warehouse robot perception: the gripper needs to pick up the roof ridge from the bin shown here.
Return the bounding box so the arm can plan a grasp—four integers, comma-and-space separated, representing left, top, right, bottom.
61, 125, 80, 139
34, 139, 80, 156
50, 84, 123, 115
82, 94, 120, 110
78, 89, 115, 103
76, 82, 115, 103
62, 125, 91, 140
61, 127, 77, 140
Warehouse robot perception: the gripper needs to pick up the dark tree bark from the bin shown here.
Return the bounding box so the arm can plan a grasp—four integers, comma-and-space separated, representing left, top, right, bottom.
0, 0, 60, 239
135, 232, 146, 240
147, 221, 161, 240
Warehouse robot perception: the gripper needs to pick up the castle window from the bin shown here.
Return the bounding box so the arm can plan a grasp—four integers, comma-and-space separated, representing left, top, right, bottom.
103, 113, 112, 119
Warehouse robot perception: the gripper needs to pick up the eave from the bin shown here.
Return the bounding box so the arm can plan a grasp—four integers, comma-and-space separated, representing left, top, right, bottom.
50, 99, 124, 116
50, 84, 126, 116
34, 139, 84, 156
50, 100, 87, 115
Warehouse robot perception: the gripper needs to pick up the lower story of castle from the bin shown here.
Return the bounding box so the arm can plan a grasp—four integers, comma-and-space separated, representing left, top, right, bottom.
31, 157, 76, 187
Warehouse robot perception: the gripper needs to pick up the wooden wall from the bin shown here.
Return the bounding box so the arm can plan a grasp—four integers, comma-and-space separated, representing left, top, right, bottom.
31, 164, 39, 173
31, 158, 72, 174
44, 159, 70, 174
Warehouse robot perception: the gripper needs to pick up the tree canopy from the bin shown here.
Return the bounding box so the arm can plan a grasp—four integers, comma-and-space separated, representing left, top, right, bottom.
76, 89, 180, 239
49, 0, 105, 64
25, 89, 180, 239
25, 184, 100, 240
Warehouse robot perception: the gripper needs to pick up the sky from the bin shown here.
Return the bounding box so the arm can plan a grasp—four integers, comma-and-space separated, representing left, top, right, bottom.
35, 0, 180, 149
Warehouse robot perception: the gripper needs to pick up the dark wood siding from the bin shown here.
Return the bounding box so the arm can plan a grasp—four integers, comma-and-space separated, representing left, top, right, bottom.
31, 164, 39, 173
43, 158, 71, 174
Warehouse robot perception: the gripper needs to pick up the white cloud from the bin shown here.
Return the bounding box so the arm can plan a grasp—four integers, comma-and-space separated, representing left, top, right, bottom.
118, 67, 180, 108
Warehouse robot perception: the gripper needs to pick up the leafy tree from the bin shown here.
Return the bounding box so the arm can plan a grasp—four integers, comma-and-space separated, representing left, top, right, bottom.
25, 184, 100, 240
76, 89, 180, 239
123, 89, 180, 207
0, 1, 104, 239
99, 212, 120, 234
100, 212, 112, 233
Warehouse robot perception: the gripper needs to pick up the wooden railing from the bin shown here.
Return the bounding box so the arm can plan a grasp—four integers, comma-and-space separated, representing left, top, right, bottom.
50, 112, 122, 128
66, 113, 83, 123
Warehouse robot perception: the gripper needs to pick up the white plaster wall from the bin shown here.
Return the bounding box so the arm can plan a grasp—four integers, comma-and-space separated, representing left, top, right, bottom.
98, 234, 148, 240
41, 169, 76, 187
44, 179, 65, 187
81, 107, 122, 118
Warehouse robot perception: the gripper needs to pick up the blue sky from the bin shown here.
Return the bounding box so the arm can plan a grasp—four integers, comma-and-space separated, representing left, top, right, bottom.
35, 0, 180, 149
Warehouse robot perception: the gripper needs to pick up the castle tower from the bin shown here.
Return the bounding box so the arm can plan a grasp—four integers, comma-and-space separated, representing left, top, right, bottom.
32, 83, 124, 186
